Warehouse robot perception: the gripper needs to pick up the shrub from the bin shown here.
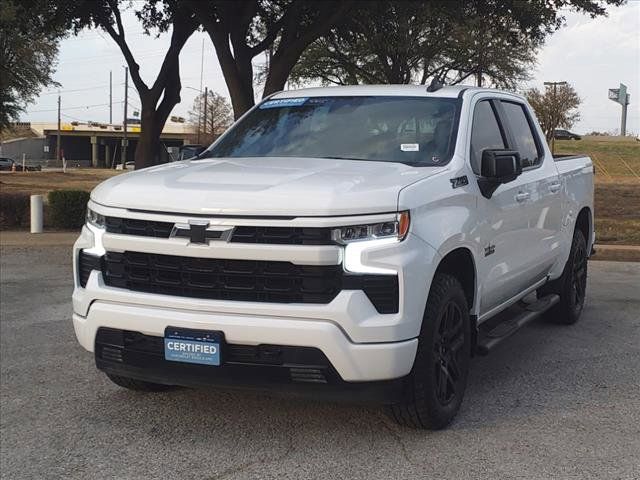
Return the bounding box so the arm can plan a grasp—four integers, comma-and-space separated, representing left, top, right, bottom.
0, 192, 30, 229
47, 190, 90, 229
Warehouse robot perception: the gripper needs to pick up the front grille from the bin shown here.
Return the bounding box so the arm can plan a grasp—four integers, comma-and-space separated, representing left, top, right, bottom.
230, 226, 332, 245
78, 250, 102, 287
98, 251, 399, 313
104, 217, 333, 245
103, 251, 342, 304
106, 217, 174, 238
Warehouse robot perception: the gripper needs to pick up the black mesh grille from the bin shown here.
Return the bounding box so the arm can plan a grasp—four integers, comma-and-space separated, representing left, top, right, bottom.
99, 251, 398, 313
106, 217, 174, 238
103, 251, 343, 304
104, 217, 333, 245
78, 251, 102, 287
345, 275, 400, 315
230, 226, 332, 245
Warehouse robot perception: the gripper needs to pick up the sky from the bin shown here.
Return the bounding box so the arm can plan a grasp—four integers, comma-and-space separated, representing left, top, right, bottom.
24, 1, 640, 135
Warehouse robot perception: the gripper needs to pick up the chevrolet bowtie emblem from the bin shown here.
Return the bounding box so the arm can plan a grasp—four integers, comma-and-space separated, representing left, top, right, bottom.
170, 221, 234, 244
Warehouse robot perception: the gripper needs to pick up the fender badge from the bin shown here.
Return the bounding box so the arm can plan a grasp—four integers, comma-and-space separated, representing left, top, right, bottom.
450, 176, 469, 189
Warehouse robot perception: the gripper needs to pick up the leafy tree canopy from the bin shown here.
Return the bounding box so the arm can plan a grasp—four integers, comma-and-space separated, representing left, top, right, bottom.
290, 0, 624, 89
0, 0, 70, 129
186, 0, 354, 119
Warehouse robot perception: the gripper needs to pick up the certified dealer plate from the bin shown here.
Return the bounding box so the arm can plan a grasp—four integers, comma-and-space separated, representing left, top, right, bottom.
164, 327, 222, 366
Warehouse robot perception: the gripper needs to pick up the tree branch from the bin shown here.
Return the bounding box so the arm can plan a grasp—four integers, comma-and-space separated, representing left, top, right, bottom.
100, 3, 148, 95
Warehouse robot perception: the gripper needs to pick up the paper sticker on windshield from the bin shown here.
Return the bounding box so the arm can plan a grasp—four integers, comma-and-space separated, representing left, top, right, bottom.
401, 143, 419, 152
260, 97, 308, 109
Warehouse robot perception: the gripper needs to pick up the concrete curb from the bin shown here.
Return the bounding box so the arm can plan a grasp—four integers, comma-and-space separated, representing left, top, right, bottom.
0, 231, 80, 247
592, 244, 640, 262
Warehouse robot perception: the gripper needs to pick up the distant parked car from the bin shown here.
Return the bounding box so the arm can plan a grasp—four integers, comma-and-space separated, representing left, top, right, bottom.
0, 157, 41, 171
115, 161, 136, 170
0, 157, 14, 171
554, 129, 581, 140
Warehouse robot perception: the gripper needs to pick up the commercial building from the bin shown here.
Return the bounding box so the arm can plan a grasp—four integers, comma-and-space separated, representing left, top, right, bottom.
0, 121, 196, 167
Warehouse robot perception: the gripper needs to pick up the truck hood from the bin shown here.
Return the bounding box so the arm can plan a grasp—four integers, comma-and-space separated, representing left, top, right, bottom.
91, 157, 443, 217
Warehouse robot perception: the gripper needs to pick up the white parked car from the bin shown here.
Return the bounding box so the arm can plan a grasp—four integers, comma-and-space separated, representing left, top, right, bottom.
73, 85, 594, 429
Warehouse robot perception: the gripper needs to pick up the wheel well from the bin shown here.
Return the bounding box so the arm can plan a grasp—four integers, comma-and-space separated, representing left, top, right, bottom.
435, 248, 476, 310
576, 207, 591, 244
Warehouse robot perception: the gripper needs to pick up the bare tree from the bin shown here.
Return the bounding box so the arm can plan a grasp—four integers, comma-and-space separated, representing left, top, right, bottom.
526, 84, 581, 142
69, 0, 198, 168
189, 91, 232, 146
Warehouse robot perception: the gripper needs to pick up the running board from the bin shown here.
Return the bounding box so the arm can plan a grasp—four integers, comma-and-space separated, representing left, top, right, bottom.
476, 294, 560, 355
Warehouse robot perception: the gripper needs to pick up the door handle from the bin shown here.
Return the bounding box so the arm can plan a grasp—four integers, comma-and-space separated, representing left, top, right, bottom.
515, 192, 530, 202
549, 182, 561, 193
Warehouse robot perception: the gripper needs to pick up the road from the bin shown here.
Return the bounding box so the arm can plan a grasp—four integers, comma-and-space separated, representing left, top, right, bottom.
1, 243, 639, 480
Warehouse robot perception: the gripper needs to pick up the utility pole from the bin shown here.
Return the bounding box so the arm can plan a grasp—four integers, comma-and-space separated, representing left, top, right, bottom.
56, 94, 61, 163
197, 38, 204, 144
203, 86, 208, 142
543, 81, 568, 154
109, 70, 113, 124
122, 66, 128, 167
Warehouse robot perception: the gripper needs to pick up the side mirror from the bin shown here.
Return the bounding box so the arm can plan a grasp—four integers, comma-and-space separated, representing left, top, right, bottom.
478, 149, 522, 198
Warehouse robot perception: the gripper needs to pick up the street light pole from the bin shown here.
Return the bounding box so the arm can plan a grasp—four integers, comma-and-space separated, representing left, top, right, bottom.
109, 70, 113, 124
543, 81, 568, 155
203, 86, 208, 142
56, 94, 61, 164
122, 66, 128, 167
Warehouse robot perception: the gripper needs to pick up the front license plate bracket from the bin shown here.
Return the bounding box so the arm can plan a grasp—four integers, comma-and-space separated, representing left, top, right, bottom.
164, 327, 224, 366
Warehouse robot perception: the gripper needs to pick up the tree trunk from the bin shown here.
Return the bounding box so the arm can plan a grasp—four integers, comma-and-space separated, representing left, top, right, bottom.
262, 53, 295, 97
224, 55, 255, 120
135, 106, 162, 168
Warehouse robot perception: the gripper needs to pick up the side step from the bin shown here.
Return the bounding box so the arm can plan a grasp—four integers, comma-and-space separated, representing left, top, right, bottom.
476, 294, 560, 355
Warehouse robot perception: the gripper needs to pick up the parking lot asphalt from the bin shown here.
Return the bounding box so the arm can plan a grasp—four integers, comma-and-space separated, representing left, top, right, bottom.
1, 244, 639, 480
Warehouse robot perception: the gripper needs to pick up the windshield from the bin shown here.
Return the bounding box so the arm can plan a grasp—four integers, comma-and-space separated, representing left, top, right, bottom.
203, 96, 461, 166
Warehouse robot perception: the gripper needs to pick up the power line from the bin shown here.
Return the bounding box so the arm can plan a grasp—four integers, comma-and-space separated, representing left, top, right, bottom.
27, 101, 124, 113
55, 49, 169, 66
40, 84, 111, 95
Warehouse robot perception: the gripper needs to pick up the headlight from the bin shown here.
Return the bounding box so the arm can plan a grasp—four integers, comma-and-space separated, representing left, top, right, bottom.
86, 206, 106, 229
332, 211, 410, 244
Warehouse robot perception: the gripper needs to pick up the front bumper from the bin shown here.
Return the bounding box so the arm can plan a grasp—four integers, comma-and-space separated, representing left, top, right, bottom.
73, 302, 418, 382
94, 327, 406, 403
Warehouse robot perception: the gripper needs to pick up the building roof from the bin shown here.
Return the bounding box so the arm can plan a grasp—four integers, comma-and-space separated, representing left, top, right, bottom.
25, 121, 195, 137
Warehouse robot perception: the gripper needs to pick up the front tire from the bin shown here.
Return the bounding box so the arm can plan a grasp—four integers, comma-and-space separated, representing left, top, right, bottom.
539, 229, 588, 325
106, 373, 175, 392
389, 273, 471, 429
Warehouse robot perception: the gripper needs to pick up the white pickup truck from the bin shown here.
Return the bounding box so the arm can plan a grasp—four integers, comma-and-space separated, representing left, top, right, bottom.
73, 85, 594, 429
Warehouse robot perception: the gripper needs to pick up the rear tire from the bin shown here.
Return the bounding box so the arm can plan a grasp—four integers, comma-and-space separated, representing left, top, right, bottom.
106, 373, 175, 392
539, 229, 588, 325
389, 273, 471, 429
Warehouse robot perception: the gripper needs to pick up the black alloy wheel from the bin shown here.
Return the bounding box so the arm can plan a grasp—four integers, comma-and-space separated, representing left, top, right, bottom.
433, 301, 465, 406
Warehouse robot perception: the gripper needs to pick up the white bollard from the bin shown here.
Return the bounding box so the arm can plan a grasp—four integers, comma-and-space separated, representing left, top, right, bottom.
30, 195, 43, 234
